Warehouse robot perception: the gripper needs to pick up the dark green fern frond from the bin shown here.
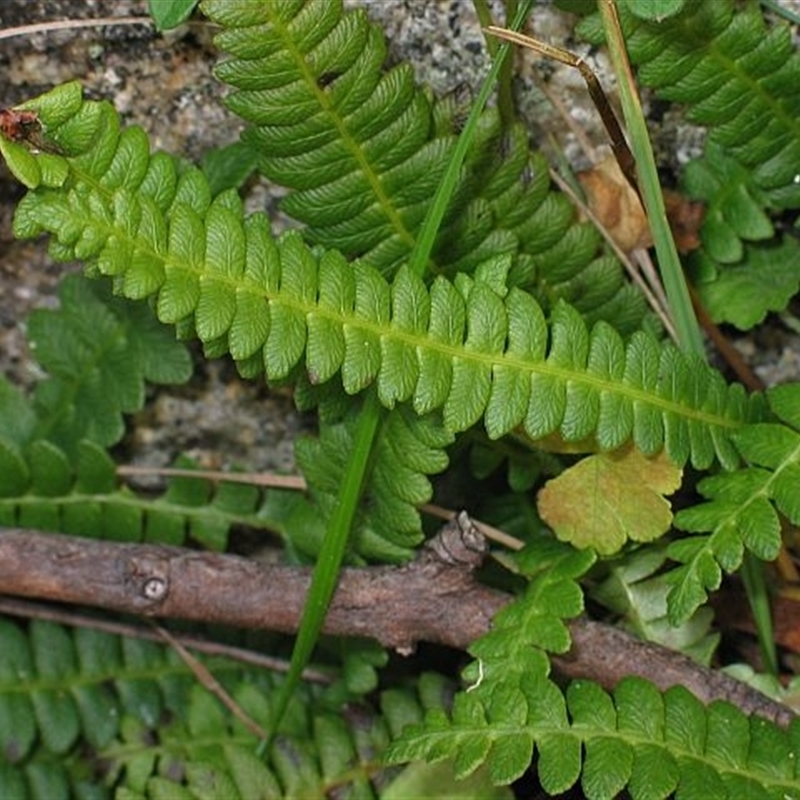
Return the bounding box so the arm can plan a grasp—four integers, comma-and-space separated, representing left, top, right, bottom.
667, 383, 800, 624
387, 538, 800, 797
0, 438, 269, 551
3, 85, 763, 474
0, 616, 229, 767
0, 617, 455, 799
201, 0, 649, 333
579, 0, 800, 210
624, 1, 800, 207
201, 0, 439, 271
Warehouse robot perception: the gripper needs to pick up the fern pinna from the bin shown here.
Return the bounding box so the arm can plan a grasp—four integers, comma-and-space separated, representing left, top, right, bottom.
201, 0, 649, 334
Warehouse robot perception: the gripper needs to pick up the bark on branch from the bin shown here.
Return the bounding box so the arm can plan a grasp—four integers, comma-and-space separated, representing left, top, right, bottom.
0, 519, 793, 728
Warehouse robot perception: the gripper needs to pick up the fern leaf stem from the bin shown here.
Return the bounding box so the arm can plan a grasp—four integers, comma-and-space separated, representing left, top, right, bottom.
269, 390, 384, 741
598, 0, 704, 357
406, 0, 534, 278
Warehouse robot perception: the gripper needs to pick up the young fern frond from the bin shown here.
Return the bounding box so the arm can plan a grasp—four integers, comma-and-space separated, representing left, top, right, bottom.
7, 85, 762, 475
201, 0, 650, 334
667, 384, 800, 624
387, 539, 800, 798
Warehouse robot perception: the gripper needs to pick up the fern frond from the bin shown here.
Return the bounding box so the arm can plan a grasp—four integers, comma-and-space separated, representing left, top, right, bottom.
4, 85, 763, 473
0, 616, 439, 798
0, 616, 225, 765
577, 0, 800, 209
622, 1, 800, 207
0, 439, 269, 551
0, 614, 475, 799
667, 383, 800, 624
387, 539, 800, 797
24, 274, 192, 456
201, 0, 649, 333
290, 403, 453, 562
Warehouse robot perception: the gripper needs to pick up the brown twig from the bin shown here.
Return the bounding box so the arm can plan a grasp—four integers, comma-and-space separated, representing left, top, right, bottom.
153, 623, 268, 740
0, 522, 794, 728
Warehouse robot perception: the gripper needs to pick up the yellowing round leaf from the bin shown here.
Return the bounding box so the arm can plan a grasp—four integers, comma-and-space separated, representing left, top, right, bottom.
537, 445, 683, 555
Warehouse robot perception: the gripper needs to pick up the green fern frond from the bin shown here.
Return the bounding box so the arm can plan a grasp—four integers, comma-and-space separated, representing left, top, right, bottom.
0, 616, 442, 799
387, 538, 800, 797
24, 274, 192, 456
290, 403, 453, 562
201, 0, 649, 333
579, 0, 800, 209
0, 439, 268, 551
0, 616, 224, 765
3, 85, 763, 473
106, 669, 499, 800
667, 383, 800, 624
623, 1, 800, 206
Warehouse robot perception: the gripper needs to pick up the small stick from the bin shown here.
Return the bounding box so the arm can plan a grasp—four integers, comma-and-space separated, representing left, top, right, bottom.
485, 25, 638, 195
0, 17, 153, 41
154, 623, 268, 741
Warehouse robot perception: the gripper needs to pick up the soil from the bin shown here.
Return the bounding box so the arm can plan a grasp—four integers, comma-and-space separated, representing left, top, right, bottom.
1, 0, 799, 481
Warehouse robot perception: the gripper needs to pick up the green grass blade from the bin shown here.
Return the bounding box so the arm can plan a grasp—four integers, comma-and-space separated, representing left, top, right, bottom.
407, 0, 535, 278
269, 391, 384, 742
598, 0, 703, 357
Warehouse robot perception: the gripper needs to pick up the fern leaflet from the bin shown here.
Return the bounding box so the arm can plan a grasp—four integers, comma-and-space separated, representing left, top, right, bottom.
668, 383, 800, 624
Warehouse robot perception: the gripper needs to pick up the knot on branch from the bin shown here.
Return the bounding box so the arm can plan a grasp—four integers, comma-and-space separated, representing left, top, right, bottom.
125, 552, 172, 610
422, 511, 487, 569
